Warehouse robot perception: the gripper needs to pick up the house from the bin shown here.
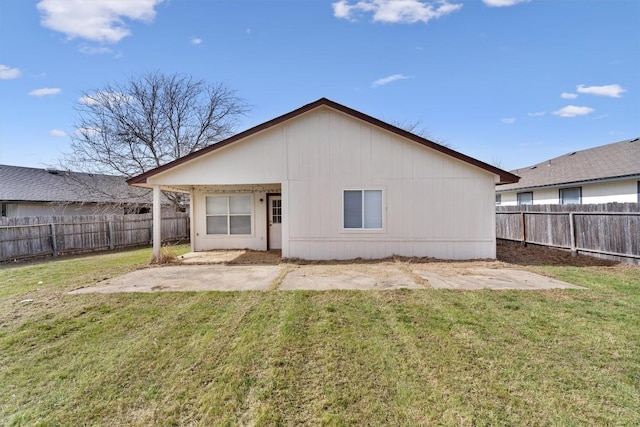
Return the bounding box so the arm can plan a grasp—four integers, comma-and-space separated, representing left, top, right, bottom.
128, 98, 518, 260
496, 137, 640, 206
0, 164, 156, 217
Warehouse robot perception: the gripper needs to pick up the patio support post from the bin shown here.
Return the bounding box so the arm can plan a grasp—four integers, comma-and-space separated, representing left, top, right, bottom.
153, 185, 162, 259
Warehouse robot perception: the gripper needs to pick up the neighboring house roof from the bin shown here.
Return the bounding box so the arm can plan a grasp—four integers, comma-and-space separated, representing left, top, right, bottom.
497, 137, 640, 192
0, 164, 153, 204
128, 98, 519, 186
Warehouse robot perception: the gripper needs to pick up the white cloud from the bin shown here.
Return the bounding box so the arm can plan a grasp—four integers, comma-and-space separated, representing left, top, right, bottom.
501, 118, 516, 124
78, 94, 98, 106
553, 105, 595, 118
577, 84, 626, 98
371, 74, 411, 88
29, 87, 62, 96
190, 37, 202, 45
79, 91, 132, 105
79, 45, 114, 55
0, 64, 21, 79
483, 0, 530, 7
37, 0, 164, 43
528, 111, 546, 117
49, 129, 68, 137
75, 126, 101, 137
332, 0, 463, 24
561, 92, 578, 99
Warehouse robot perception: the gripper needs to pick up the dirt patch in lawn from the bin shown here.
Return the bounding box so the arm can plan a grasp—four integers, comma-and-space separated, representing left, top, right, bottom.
179, 250, 282, 265
496, 240, 617, 267
178, 241, 618, 270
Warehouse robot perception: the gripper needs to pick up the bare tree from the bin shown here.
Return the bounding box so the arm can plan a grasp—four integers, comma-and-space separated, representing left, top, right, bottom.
391, 119, 451, 148
61, 72, 249, 208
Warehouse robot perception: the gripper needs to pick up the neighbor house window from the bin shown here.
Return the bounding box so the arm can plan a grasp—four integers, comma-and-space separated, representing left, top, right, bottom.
517, 192, 533, 205
495, 194, 502, 205
560, 187, 581, 205
1, 203, 16, 217
343, 189, 383, 229
206, 195, 252, 235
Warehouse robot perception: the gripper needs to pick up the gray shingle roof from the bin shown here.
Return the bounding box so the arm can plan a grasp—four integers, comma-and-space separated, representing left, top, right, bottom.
497, 137, 640, 192
0, 164, 153, 204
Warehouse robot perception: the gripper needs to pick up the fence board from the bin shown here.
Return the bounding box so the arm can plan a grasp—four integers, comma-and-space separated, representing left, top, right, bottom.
496, 203, 640, 264
0, 213, 189, 261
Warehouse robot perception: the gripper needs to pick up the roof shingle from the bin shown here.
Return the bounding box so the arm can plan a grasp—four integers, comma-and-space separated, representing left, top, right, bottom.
497, 137, 640, 191
0, 165, 152, 204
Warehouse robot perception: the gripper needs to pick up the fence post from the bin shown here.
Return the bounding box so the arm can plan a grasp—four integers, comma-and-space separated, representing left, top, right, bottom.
108, 221, 115, 250
50, 223, 58, 258
520, 211, 527, 247
569, 212, 577, 256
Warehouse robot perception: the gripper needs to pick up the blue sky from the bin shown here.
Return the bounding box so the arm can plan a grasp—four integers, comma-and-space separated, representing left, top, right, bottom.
0, 0, 638, 171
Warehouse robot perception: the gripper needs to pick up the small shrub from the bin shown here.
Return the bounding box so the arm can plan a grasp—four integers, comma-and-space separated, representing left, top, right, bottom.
150, 245, 178, 265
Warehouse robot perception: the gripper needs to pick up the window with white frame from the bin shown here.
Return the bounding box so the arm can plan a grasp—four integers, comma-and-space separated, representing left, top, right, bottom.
205, 195, 252, 235
560, 187, 581, 205
517, 192, 533, 206
343, 189, 383, 229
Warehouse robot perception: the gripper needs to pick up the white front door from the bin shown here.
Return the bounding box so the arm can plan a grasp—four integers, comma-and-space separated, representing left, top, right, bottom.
268, 196, 282, 250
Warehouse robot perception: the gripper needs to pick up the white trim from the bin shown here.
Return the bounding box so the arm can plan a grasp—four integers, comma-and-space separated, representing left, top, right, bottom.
152, 185, 162, 258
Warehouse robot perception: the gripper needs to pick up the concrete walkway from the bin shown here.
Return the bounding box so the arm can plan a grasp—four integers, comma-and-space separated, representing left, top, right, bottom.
69, 251, 584, 294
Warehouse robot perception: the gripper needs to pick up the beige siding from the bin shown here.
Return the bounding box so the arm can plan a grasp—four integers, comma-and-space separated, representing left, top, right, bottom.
150, 107, 499, 259
283, 109, 496, 259
191, 187, 278, 252
148, 126, 287, 186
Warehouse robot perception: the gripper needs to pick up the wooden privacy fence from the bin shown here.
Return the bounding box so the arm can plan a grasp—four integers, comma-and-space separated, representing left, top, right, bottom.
496, 203, 639, 263
0, 213, 189, 262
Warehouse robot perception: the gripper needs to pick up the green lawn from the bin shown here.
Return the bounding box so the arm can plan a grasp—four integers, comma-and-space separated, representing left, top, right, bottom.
1, 247, 638, 426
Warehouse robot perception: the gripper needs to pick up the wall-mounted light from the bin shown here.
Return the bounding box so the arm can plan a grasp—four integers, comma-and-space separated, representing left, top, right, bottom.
259, 198, 264, 203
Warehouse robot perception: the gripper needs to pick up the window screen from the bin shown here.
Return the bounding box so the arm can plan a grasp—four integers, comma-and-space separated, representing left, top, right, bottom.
560, 187, 581, 205
517, 192, 533, 206
344, 190, 382, 229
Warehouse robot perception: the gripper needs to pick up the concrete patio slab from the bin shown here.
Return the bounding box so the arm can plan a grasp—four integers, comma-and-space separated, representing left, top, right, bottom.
68, 253, 585, 294
278, 264, 426, 291
413, 267, 584, 290
69, 265, 281, 294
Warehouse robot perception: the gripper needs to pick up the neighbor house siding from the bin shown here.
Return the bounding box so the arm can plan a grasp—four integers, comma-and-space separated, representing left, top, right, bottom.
498, 178, 638, 206
582, 180, 638, 204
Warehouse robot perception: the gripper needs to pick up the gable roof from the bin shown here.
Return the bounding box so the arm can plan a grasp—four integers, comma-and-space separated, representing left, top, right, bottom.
0, 164, 153, 204
497, 137, 640, 192
128, 98, 519, 186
